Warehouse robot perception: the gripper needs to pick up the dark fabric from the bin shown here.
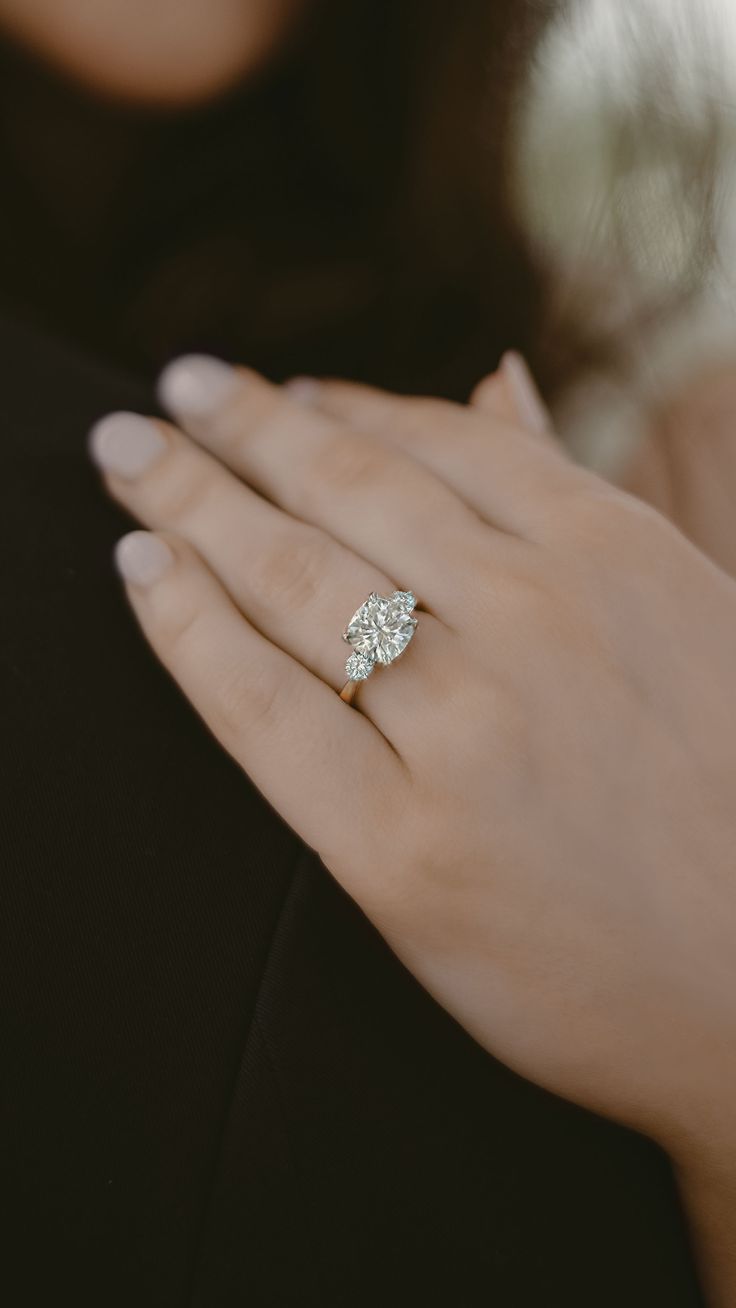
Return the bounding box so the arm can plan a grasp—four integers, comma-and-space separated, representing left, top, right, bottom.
0, 3, 536, 402
0, 315, 706, 1305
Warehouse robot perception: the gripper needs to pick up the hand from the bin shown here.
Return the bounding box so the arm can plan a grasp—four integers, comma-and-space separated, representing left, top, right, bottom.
90, 355, 736, 1168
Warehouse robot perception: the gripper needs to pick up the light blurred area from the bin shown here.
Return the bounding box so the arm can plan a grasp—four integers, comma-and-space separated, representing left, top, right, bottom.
514, 0, 736, 473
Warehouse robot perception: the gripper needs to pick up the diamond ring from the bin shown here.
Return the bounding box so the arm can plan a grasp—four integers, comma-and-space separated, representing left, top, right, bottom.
339, 590, 418, 704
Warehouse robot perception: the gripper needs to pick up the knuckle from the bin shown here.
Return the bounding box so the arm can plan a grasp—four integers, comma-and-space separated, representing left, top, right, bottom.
158, 596, 208, 663
519, 576, 586, 650
210, 660, 285, 740
360, 809, 446, 925
518, 573, 566, 634
473, 561, 590, 660
191, 378, 277, 455
556, 481, 670, 574
309, 431, 387, 496
390, 397, 445, 446
551, 478, 632, 544
477, 563, 560, 633
249, 530, 333, 612
151, 457, 216, 526
403, 811, 447, 881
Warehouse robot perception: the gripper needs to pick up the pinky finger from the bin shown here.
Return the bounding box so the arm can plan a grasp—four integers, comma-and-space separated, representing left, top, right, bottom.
114, 530, 404, 870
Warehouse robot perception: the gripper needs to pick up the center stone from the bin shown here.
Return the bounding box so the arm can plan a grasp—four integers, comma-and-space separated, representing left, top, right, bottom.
345, 592, 417, 666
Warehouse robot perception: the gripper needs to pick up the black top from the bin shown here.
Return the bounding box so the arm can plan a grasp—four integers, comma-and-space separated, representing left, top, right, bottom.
0, 314, 706, 1305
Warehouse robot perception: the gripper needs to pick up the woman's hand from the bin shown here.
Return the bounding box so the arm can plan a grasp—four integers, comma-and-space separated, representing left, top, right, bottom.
90, 355, 736, 1174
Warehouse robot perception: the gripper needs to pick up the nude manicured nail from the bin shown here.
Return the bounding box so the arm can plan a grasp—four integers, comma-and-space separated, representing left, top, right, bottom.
284, 376, 321, 405
114, 532, 173, 587
157, 354, 238, 418
89, 412, 166, 479
501, 351, 551, 434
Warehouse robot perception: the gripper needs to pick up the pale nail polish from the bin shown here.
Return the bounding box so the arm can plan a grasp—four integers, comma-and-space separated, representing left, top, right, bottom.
284, 376, 321, 405
89, 412, 167, 479
501, 351, 551, 435
157, 354, 238, 418
114, 531, 173, 587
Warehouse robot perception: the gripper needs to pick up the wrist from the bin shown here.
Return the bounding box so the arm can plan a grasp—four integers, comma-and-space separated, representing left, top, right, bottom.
673, 1147, 736, 1308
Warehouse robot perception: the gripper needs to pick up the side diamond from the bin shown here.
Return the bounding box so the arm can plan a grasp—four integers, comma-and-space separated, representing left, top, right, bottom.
392, 590, 416, 612
345, 651, 375, 681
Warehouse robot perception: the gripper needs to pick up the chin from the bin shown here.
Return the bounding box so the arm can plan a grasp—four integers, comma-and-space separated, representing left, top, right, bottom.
0, 0, 302, 107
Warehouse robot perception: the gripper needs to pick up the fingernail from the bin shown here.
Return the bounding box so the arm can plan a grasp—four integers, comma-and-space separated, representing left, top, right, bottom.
89, 412, 167, 479
501, 351, 551, 435
114, 531, 173, 587
157, 354, 238, 418
284, 376, 321, 405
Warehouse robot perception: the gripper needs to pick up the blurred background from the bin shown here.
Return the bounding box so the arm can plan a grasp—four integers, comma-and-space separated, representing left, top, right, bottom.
0, 0, 735, 474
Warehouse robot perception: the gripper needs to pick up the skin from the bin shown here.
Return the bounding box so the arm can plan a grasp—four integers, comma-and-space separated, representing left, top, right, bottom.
0, 0, 306, 104
90, 358, 736, 1305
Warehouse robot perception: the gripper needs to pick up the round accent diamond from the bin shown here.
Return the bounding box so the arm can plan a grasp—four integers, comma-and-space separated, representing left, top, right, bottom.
345, 651, 375, 681
392, 590, 416, 612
